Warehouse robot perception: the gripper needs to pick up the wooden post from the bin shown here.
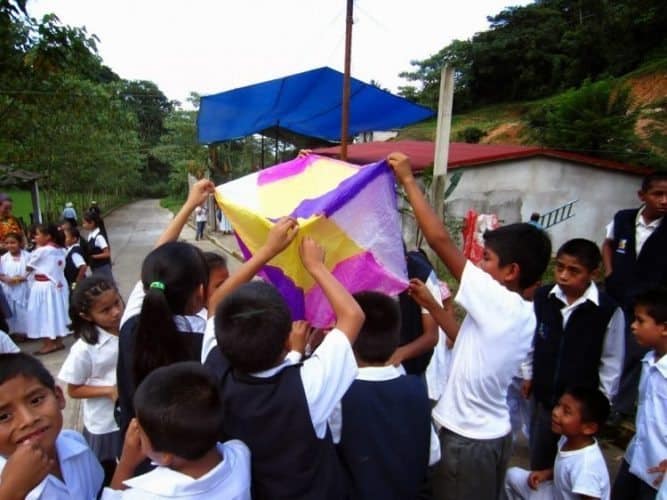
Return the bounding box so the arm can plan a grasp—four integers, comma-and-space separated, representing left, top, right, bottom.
340, 0, 353, 161
31, 181, 43, 223
431, 66, 455, 223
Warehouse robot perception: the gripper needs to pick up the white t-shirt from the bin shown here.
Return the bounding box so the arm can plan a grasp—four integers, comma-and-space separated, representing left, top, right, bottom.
432, 261, 535, 439
58, 329, 119, 434
101, 440, 251, 500
0, 430, 104, 500
553, 436, 610, 500
0, 330, 19, 353
195, 206, 208, 223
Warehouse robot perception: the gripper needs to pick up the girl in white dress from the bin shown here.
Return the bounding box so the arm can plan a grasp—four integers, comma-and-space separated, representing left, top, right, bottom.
0, 232, 30, 337
26, 223, 69, 355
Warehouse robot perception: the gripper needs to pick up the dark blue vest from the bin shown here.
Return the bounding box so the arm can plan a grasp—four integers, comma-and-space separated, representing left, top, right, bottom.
532, 284, 618, 407
87, 233, 111, 269
605, 208, 667, 309
64, 245, 84, 287
338, 374, 431, 500
220, 363, 348, 500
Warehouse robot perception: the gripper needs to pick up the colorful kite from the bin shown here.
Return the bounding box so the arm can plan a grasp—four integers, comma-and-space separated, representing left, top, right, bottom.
215, 154, 408, 327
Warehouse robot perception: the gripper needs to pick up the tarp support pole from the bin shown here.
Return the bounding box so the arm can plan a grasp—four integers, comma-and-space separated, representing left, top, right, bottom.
340, 0, 353, 160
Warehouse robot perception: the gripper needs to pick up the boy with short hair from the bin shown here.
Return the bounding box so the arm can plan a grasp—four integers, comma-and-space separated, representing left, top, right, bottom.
0, 353, 104, 499
504, 386, 611, 500
331, 291, 433, 500
388, 152, 552, 500
526, 238, 625, 470
211, 237, 364, 499
103, 361, 251, 499
602, 172, 667, 418
612, 288, 667, 500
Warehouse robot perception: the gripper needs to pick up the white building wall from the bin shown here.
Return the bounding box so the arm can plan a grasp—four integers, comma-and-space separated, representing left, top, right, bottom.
444, 157, 643, 251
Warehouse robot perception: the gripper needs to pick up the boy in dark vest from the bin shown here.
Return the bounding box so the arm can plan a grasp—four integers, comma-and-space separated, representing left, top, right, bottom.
602, 172, 667, 419
526, 238, 625, 470
211, 237, 364, 500
63, 227, 88, 292
331, 291, 433, 500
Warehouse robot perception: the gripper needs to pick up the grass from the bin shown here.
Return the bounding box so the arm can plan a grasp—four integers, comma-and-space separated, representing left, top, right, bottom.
4, 189, 38, 227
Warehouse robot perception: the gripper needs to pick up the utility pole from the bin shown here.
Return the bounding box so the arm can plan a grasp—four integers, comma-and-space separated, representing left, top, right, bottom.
431, 66, 455, 224
340, 0, 353, 161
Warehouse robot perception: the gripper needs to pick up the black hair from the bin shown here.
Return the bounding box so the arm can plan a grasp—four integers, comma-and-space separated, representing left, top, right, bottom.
530, 212, 540, 222
556, 238, 601, 272
214, 281, 292, 373
134, 362, 222, 460
634, 287, 667, 324
83, 210, 109, 242
35, 223, 65, 247
562, 386, 610, 428
133, 242, 209, 387
483, 223, 552, 289
0, 353, 56, 391
65, 226, 81, 240
641, 172, 667, 192
203, 251, 227, 271
352, 291, 401, 364
69, 276, 120, 345
3, 232, 23, 247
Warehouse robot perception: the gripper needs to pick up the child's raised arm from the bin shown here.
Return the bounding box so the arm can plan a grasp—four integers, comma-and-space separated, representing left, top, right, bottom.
299, 237, 364, 343
408, 278, 460, 342
0, 441, 53, 500
387, 152, 466, 282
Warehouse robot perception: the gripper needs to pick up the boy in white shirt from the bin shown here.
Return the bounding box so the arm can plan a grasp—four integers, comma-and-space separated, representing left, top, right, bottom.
504, 386, 611, 500
0, 353, 104, 499
388, 152, 552, 500
612, 288, 667, 500
103, 361, 251, 500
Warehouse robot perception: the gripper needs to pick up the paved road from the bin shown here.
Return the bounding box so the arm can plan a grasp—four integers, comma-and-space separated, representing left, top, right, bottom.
31, 199, 241, 430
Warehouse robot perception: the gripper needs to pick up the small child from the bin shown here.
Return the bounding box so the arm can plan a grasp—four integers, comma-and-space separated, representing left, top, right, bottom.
0, 232, 30, 338
58, 276, 122, 483
388, 152, 552, 500
63, 227, 88, 292
0, 353, 104, 498
504, 387, 611, 500
211, 237, 364, 499
612, 287, 667, 499
102, 362, 251, 499
527, 238, 625, 469
82, 210, 114, 282
200, 252, 229, 363
332, 291, 433, 500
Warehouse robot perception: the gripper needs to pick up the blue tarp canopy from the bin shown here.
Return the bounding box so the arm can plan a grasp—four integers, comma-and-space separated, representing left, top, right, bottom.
197, 67, 434, 145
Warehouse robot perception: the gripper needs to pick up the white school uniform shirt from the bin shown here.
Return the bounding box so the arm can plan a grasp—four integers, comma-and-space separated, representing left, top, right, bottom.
522, 282, 625, 401
432, 260, 535, 440
251, 327, 357, 439
65, 244, 87, 269
88, 227, 109, 250
552, 436, 610, 500
625, 350, 667, 490
58, 328, 119, 434
0, 330, 19, 353
658, 473, 667, 500
605, 205, 663, 256
0, 430, 104, 500
101, 440, 251, 500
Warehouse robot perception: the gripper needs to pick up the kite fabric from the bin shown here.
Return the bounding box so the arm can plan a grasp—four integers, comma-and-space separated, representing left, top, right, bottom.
215, 154, 408, 327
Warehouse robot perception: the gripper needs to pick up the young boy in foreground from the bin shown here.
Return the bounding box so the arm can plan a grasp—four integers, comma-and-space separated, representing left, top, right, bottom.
387, 152, 551, 500
0, 353, 103, 499
505, 387, 611, 500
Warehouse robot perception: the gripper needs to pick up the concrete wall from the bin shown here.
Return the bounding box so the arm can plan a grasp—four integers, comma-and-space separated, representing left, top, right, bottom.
444, 157, 643, 251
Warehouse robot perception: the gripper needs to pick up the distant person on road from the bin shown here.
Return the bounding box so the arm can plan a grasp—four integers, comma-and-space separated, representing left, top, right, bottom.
89, 200, 101, 217
195, 203, 208, 241
83, 210, 114, 282
62, 201, 78, 227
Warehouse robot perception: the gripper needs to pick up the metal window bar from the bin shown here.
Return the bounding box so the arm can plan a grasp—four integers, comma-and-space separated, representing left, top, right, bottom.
539, 200, 578, 230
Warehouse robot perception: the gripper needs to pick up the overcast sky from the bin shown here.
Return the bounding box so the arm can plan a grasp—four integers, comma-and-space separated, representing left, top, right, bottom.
27, 0, 531, 106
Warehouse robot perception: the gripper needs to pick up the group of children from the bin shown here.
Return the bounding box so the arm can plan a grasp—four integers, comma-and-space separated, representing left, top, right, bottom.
0, 159, 665, 500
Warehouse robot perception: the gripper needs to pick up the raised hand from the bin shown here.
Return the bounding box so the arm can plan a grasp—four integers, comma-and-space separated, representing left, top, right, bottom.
387, 152, 414, 185
299, 237, 326, 272
264, 217, 299, 257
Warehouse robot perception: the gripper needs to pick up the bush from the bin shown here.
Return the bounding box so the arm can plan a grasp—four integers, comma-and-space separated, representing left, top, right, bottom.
457, 126, 486, 143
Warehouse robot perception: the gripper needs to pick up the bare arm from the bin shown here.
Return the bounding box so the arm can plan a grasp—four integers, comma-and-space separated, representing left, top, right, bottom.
388, 313, 438, 366
155, 178, 216, 248
207, 217, 299, 316
110, 419, 145, 491
74, 264, 87, 284
91, 247, 111, 260
299, 237, 364, 343
388, 152, 466, 281
601, 238, 614, 277
408, 278, 460, 342
67, 383, 117, 401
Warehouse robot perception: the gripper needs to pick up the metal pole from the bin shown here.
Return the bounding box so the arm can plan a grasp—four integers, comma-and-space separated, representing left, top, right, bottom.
431, 66, 455, 223
340, 0, 353, 161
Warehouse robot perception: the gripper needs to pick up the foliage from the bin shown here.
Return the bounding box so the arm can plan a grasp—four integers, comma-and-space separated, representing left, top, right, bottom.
457, 126, 486, 144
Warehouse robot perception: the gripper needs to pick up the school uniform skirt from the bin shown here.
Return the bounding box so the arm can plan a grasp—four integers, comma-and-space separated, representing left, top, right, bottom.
26, 281, 69, 339
83, 428, 122, 463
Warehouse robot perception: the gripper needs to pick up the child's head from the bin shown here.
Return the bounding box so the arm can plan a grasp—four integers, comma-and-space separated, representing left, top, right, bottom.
632, 288, 667, 352
352, 291, 400, 365
639, 173, 667, 221
133, 361, 222, 464
63, 227, 80, 247
133, 242, 209, 385
203, 251, 229, 303
554, 238, 600, 298
82, 210, 101, 230
481, 223, 552, 290
551, 387, 609, 439
215, 281, 292, 373
0, 353, 65, 458
34, 223, 64, 248
530, 212, 540, 222
3, 232, 23, 254
69, 276, 123, 343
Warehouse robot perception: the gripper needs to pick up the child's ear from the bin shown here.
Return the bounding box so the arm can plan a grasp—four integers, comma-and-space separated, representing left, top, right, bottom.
581, 421, 598, 437
54, 386, 66, 411
504, 262, 520, 285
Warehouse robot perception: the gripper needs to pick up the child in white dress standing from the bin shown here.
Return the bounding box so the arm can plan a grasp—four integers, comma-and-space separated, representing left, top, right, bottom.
26, 223, 69, 355
59, 275, 123, 486
0, 232, 30, 338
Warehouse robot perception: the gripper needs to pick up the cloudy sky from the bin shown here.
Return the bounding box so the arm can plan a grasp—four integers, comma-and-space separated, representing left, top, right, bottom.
28, 0, 531, 105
